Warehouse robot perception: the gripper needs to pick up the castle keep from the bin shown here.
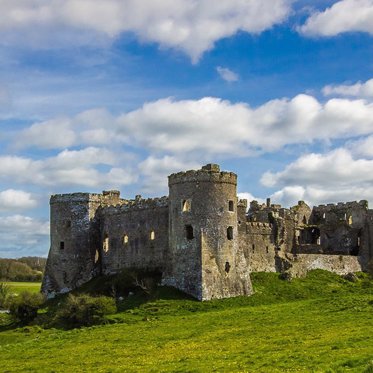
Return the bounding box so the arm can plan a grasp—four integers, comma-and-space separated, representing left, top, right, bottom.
42, 164, 372, 300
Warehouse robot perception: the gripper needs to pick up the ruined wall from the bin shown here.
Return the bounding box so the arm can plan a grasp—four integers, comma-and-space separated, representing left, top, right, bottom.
164, 164, 252, 300
286, 254, 363, 276
307, 201, 368, 256
99, 196, 169, 275
242, 222, 277, 272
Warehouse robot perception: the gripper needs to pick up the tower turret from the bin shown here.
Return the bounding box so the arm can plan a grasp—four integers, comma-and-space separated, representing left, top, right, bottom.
163, 164, 252, 300
42, 193, 102, 296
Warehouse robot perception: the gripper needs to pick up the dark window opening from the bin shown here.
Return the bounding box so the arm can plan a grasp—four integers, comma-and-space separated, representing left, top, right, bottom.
302, 216, 307, 224
266, 246, 269, 254
227, 226, 234, 240
60, 241, 64, 250
225, 261, 231, 273
66, 220, 71, 228
252, 244, 255, 252
185, 225, 194, 240
310, 228, 320, 245
228, 200, 234, 212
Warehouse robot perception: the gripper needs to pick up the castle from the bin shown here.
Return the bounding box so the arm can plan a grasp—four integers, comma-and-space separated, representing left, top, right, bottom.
42, 164, 372, 300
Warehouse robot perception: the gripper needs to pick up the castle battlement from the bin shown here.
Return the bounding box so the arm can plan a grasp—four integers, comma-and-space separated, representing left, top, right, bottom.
169, 164, 237, 186
99, 196, 169, 214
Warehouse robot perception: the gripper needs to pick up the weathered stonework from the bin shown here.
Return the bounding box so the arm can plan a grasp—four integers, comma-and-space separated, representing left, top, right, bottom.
42, 164, 373, 300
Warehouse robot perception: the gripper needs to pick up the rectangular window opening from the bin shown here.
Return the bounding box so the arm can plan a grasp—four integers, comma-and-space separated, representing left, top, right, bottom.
228, 200, 234, 212
185, 225, 194, 240
60, 241, 65, 250
227, 226, 234, 240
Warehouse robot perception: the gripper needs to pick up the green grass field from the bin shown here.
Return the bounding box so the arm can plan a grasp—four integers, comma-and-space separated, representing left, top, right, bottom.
4, 282, 41, 295
0, 271, 372, 372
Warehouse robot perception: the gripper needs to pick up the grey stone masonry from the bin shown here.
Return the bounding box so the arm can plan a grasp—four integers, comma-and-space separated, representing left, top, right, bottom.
42, 164, 372, 299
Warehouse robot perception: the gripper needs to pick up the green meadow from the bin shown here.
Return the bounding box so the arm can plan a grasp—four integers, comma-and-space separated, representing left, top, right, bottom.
0, 271, 372, 372
4, 282, 41, 295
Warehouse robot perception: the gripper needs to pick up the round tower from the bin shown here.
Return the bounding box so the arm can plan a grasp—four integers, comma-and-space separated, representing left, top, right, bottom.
164, 164, 252, 300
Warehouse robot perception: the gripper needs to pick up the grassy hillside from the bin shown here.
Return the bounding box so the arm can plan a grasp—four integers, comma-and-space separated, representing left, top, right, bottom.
0, 270, 372, 372
5, 282, 41, 295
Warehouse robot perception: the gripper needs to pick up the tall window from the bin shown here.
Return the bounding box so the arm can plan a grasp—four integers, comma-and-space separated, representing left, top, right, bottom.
60, 241, 65, 250
103, 234, 109, 253
227, 226, 233, 240
123, 234, 129, 245
150, 231, 155, 240
185, 225, 194, 240
228, 200, 234, 212
182, 199, 191, 212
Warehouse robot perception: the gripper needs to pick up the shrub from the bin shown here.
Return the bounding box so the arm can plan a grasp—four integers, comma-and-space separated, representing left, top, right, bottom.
7, 291, 45, 324
0, 282, 10, 309
56, 294, 116, 328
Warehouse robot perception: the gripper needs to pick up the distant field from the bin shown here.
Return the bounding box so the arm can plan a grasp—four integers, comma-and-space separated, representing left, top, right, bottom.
4, 282, 41, 294
0, 272, 372, 372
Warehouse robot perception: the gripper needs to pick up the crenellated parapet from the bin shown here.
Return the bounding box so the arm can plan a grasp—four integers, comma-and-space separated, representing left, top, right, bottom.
169, 163, 237, 186
99, 196, 169, 216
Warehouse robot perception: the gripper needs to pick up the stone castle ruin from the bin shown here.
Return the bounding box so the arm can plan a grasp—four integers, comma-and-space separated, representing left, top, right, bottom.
42, 164, 372, 300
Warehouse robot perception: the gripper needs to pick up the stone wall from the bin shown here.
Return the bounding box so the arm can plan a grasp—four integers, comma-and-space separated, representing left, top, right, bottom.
99, 197, 169, 275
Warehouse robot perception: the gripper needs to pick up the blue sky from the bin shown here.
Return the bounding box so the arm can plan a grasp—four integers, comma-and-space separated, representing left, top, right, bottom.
1, 0, 373, 257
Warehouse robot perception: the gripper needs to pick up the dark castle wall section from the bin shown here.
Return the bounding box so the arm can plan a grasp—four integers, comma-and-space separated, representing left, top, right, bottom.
42, 193, 102, 295
99, 197, 169, 275
307, 201, 368, 256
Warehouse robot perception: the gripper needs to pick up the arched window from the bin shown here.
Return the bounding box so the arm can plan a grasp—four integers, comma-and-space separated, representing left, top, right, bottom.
150, 230, 155, 240
182, 199, 191, 212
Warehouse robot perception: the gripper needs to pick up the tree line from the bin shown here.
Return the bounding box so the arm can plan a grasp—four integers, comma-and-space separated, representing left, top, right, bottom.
0, 257, 47, 282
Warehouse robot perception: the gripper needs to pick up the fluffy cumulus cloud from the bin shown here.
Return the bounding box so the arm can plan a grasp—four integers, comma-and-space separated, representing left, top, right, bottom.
15, 108, 117, 150
0, 147, 137, 188
0, 215, 49, 257
261, 148, 373, 206
0, 189, 37, 211
0, 0, 292, 61
139, 155, 200, 194
116, 95, 373, 155
323, 78, 373, 98
299, 0, 373, 36
216, 66, 239, 82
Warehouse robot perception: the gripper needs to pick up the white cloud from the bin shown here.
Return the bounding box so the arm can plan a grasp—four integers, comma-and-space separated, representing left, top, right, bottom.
261, 148, 373, 206
0, 215, 49, 257
117, 94, 373, 155
323, 78, 373, 98
0, 189, 37, 211
0, 0, 292, 62
15, 108, 116, 150
15, 117, 76, 149
299, 0, 373, 37
12, 93, 373, 163
216, 66, 239, 82
261, 148, 373, 188
0, 147, 137, 188
139, 155, 200, 195
347, 135, 373, 157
